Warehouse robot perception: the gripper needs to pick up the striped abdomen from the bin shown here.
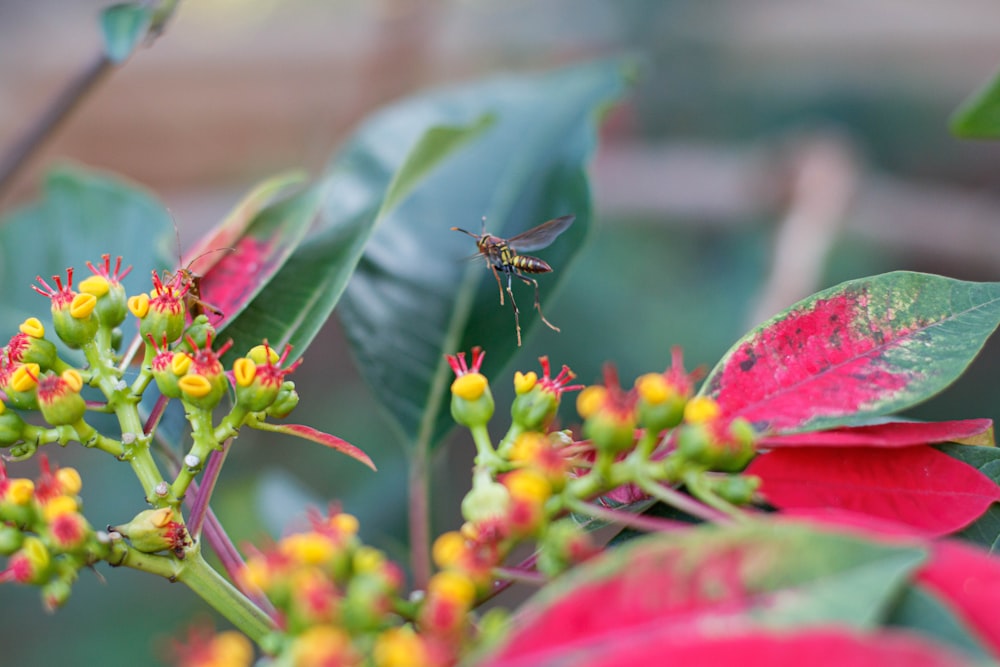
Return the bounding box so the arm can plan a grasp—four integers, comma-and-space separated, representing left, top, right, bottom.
510, 254, 551, 274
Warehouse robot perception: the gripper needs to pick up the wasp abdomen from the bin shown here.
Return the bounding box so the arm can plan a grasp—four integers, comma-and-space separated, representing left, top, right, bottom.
511, 255, 552, 274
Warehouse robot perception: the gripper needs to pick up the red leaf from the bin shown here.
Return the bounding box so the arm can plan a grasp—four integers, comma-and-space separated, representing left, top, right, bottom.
253, 422, 376, 471
482, 626, 973, 667
748, 445, 1000, 536
917, 540, 1000, 657
759, 419, 994, 449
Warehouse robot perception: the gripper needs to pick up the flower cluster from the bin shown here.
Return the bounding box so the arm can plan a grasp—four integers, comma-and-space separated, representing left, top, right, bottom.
0, 456, 110, 610
171, 346, 762, 667
0, 255, 337, 612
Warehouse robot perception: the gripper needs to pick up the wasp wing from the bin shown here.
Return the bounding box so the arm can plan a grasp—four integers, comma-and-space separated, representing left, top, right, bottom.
507, 214, 575, 252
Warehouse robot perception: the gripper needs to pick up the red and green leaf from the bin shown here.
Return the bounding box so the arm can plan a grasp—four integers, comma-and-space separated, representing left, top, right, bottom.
248, 421, 375, 471
484, 522, 925, 665
480, 627, 978, 667
758, 419, 994, 449
700, 272, 1000, 434
747, 446, 1000, 536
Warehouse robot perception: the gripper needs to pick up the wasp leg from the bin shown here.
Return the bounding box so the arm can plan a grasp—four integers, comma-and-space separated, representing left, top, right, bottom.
489, 263, 506, 306
505, 271, 523, 347
514, 271, 560, 333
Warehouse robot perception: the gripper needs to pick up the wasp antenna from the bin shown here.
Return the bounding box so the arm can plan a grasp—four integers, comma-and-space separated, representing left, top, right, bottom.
450, 226, 479, 239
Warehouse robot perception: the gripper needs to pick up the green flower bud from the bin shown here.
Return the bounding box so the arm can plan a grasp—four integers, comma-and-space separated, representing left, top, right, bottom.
0, 524, 24, 555
461, 477, 511, 525
511, 387, 558, 432
537, 519, 595, 578
6, 320, 59, 370
113, 508, 190, 555
266, 381, 300, 419
450, 374, 495, 428
42, 577, 73, 611
712, 474, 761, 505
0, 403, 27, 446
79, 274, 128, 329
37, 370, 87, 426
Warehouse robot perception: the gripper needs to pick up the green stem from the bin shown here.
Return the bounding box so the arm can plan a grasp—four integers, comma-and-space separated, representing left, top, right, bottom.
174, 551, 275, 643
170, 407, 217, 502
682, 470, 751, 522
409, 442, 431, 589
113, 542, 274, 642
470, 423, 504, 469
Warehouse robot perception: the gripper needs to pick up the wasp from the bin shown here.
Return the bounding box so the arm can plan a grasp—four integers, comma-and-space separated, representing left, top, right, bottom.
451, 214, 575, 346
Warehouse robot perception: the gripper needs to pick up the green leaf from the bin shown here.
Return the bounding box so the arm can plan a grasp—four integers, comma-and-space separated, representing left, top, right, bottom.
951, 67, 1000, 139
100, 3, 152, 64
885, 584, 993, 660
0, 165, 174, 334
216, 110, 495, 372
338, 60, 629, 451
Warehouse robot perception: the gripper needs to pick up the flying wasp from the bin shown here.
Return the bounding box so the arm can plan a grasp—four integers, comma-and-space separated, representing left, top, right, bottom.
451, 214, 575, 346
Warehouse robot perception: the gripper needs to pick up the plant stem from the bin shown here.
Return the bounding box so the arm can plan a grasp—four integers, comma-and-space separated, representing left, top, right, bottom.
409, 442, 431, 589
0, 53, 113, 199
173, 551, 275, 643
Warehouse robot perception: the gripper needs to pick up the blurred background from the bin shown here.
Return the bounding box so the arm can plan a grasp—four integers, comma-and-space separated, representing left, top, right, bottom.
3, 1, 1000, 664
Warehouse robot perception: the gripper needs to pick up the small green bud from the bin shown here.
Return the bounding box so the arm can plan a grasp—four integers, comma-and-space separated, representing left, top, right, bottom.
266, 381, 300, 419
37, 370, 87, 426
461, 478, 511, 525
113, 508, 190, 555
712, 474, 761, 505
0, 404, 27, 446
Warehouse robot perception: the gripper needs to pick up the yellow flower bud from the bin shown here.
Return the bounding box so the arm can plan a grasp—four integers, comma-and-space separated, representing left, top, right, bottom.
19, 318, 45, 338
177, 374, 212, 398
233, 358, 257, 387
128, 294, 150, 318
11, 363, 39, 393
330, 512, 359, 537
514, 370, 538, 394
636, 373, 673, 405
42, 495, 78, 522
451, 373, 488, 401
432, 531, 466, 569
576, 385, 606, 419
7, 478, 35, 505
170, 352, 192, 376
427, 570, 477, 607
685, 396, 721, 424
247, 344, 279, 365
78, 275, 110, 298
69, 293, 97, 319
56, 467, 82, 495
61, 369, 83, 392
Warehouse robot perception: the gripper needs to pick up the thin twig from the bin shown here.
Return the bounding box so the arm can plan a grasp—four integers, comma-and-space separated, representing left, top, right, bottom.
0, 53, 113, 201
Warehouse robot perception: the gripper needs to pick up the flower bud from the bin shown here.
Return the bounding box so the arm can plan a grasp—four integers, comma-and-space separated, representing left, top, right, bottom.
635, 373, 686, 432
6, 322, 59, 370
42, 577, 74, 611
536, 519, 596, 578
712, 474, 761, 505
266, 381, 300, 419
450, 374, 495, 428
113, 507, 190, 555
4, 536, 51, 584
461, 478, 511, 525
0, 402, 27, 446
84, 255, 131, 329
139, 272, 186, 343
37, 370, 87, 426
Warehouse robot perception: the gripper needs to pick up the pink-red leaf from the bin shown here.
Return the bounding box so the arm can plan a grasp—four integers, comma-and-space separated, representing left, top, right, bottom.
700, 273, 1000, 433
485, 523, 924, 665
759, 419, 994, 449
916, 540, 1000, 657
250, 421, 375, 471
748, 445, 1000, 536
480, 626, 976, 667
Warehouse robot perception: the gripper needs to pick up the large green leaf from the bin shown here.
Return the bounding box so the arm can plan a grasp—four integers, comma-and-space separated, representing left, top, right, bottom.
216, 108, 494, 370
0, 166, 174, 334
950, 66, 1000, 139
337, 60, 629, 450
